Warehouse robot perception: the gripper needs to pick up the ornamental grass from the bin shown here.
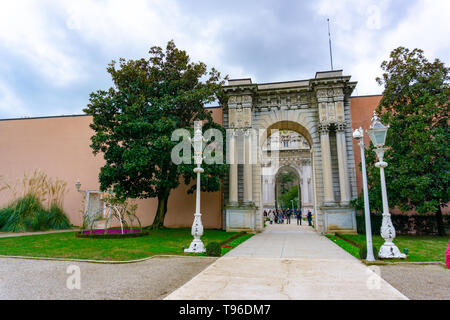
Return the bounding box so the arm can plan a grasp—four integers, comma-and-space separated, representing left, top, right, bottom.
0, 170, 71, 232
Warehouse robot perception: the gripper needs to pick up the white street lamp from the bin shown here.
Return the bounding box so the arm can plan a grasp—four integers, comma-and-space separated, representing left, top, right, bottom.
352, 127, 375, 262
367, 112, 406, 259
184, 121, 206, 253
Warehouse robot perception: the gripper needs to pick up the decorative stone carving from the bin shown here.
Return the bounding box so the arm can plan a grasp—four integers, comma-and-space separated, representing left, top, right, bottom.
228, 96, 237, 105
335, 101, 345, 122
243, 108, 252, 128
327, 102, 336, 122
319, 102, 328, 123
333, 88, 343, 98
319, 123, 330, 134
336, 122, 346, 132
317, 89, 327, 99
224, 71, 357, 233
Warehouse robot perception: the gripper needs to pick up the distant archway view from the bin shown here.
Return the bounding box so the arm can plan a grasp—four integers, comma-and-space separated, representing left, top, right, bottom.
261, 130, 314, 226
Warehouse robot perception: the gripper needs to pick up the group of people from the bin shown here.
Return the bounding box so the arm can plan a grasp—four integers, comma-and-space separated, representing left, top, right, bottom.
264, 208, 313, 226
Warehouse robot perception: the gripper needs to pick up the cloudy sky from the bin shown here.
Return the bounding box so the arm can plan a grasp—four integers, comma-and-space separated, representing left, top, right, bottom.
0, 0, 448, 118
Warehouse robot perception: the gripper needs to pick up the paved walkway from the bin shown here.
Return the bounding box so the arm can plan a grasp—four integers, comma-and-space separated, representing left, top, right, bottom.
0, 229, 79, 238
165, 223, 408, 300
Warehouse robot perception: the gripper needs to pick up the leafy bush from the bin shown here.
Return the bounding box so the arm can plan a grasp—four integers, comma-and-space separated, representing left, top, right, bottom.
359, 243, 379, 260
206, 242, 222, 257
356, 213, 450, 235
0, 195, 70, 232
46, 205, 71, 230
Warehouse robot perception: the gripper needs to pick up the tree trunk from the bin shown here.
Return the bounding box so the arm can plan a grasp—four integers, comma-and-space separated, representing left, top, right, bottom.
436, 206, 446, 236
151, 191, 170, 229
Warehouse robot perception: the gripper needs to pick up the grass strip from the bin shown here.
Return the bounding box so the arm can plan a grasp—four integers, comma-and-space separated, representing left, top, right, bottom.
325, 234, 360, 259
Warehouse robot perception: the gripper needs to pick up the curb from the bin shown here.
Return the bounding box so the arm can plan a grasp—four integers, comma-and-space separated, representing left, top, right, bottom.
362, 260, 447, 267
0, 229, 80, 239
0, 254, 217, 265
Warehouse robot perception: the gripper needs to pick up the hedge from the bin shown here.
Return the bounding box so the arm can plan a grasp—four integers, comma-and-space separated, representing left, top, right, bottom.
356, 213, 450, 235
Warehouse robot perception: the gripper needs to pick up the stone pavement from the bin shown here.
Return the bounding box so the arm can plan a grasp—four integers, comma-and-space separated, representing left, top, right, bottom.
165, 223, 408, 300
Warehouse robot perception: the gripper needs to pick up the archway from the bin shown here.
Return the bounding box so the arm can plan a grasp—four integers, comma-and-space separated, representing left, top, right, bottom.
223, 73, 358, 234
260, 125, 315, 227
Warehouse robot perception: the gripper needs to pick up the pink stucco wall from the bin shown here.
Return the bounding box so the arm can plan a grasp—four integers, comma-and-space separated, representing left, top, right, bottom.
1, 98, 445, 228
0, 107, 224, 229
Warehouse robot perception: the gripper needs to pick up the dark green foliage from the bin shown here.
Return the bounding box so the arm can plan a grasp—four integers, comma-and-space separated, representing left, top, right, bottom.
0, 195, 71, 232
83, 40, 228, 229
352, 47, 449, 236
206, 241, 222, 257
359, 244, 379, 260
356, 214, 449, 235
46, 205, 71, 230
278, 185, 299, 209
356, 214, 383, 235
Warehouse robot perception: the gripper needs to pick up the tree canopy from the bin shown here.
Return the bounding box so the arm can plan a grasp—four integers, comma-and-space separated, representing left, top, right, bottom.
83, 40, 228, 228
352, 47, 449, 235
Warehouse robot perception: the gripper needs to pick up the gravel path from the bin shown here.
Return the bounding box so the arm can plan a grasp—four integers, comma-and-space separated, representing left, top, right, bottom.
0, 256, 217, 300
378, 264, 450, 300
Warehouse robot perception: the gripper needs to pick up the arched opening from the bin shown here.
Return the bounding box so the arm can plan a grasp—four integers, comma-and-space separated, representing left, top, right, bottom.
274, 165, 300, 210
260, 122, 315, 227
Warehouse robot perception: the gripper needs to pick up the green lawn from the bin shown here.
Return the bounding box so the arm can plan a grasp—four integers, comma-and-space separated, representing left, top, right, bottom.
333, 233, 449, 262
0, 228, 240, 261
325, 234, 360, 259
220, 233, 253, 255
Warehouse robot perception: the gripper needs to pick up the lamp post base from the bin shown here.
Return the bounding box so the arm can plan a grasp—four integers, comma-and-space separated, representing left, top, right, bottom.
185, 212, 205, 253
378, 242, 406, 259
184, 238, 206, 253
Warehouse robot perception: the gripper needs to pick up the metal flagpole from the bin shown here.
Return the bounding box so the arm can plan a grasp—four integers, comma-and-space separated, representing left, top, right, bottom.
327, 18, 334, 71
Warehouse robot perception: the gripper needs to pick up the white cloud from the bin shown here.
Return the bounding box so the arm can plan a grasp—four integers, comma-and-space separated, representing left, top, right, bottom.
315, 0, 450, 95
59, 0, 225, 66
0, 0, 449, 117
0, 81, 30, 117
0, 0, 84, 86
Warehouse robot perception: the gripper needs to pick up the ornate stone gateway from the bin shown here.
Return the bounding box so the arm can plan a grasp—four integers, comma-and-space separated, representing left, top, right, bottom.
222, 70, 358, 234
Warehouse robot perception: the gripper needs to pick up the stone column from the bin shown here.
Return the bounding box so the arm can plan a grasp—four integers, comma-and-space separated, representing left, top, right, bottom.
319, 124, 334, 205
243, 130, 253, 203
336, 123, 351, 205
229, 130, 238, 205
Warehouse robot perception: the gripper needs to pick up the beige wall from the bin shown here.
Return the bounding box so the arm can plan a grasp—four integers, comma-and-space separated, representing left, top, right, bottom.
0, 107, 224, 229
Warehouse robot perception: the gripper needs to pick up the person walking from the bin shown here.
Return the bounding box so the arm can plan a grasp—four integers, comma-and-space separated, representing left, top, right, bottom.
296, 208, 302, 225
268, 210, 274, 225
286, 208, 291, 224
307, 210, 312, 226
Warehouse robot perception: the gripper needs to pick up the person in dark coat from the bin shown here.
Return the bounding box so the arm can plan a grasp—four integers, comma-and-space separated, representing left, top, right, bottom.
286, 208, 291, 224
296, 208, 302, 225
307, 210, 312, 226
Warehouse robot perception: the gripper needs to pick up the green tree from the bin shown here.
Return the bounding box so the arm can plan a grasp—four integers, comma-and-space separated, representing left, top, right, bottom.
84, 40, 228, 229
352, 47, 449, 236
278, 185, 299, 209
277, 172, 294, 193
